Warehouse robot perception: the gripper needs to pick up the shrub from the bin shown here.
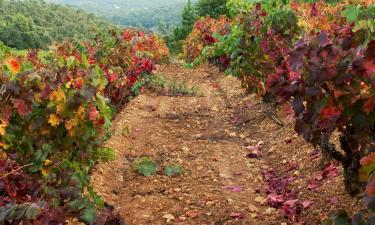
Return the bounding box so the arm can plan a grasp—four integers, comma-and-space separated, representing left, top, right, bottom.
183, 16, 231, 63
0, 27, 167, 223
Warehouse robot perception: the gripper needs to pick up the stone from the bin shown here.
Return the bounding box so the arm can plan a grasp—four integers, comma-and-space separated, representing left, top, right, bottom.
163, 214, 175, 223
254, 196, 266, 205
265, 207, 276, 215
248, 204, 259, 212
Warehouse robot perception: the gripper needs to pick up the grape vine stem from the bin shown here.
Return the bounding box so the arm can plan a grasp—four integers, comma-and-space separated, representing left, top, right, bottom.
0, 163, 33, 180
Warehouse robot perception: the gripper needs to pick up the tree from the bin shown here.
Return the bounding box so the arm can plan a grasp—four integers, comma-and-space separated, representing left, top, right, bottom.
173, 0, 196, 41
195, 0, 229, 18
0, 0, 113, 50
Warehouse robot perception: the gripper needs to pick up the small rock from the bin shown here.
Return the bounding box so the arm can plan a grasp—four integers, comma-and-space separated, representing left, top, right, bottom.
265, 207, 276, 215
281, 223, 288, 225
248, 204, 259, 212
219, 173, 232, 179
250, 213, 258, 219
229, 212, 246, 219
254, 196, 266, 205
294, 171, 300, 176
206, 201, 215, 206
182, 147, 189, 153
163, 214, 175, 222
197, 166, 204, 171
174, 188, 182, 192
178, 216, 187, 222
229, 132, 237, 137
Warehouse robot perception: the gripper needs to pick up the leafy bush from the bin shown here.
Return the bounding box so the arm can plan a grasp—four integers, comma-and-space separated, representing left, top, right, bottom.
185, 0, 374, 222
267, 26, 374, 195
0, 46, 113, 224
0, 27, 168, 223
183, 16, 231, 65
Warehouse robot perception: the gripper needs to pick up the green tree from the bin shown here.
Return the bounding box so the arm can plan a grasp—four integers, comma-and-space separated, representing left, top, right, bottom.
195, 0, 229, 18
173, 0, 196, 41
0, 0, 114, 50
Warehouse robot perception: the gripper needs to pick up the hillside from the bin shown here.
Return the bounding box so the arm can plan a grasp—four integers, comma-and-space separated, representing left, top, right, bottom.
0, 0, 113, 49
47, 0, 198, 30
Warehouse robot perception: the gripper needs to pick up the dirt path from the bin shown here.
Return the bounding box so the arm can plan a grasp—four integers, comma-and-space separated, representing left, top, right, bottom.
91, 64, 278, 225
92, 64, 360, 225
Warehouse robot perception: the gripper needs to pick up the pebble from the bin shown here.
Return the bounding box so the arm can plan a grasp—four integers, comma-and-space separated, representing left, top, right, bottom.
254, 196, 266, 205
163, 214, 175, 222
265, 207, 276, 215
248, 204, 259, 212
229, 132, 237, 137
206, 201, 216, 206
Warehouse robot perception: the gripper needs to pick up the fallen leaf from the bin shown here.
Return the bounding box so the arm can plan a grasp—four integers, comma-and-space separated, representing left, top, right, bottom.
302, 200, 314, 209
307, 180, 321, 191
330, 197, 339, 204
229, 212, 245, 219
310, 150, 320, 160
185, 210, 199, 218
234, 171, 243, 176
225, 185, 244, 192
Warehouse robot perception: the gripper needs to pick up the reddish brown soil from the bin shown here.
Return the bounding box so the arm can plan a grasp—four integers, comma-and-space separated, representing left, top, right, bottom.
91, 64, 361, 225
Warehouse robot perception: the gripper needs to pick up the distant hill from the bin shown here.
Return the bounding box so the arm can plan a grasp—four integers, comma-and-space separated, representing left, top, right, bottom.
47, 0, 198, 30
0, 0, 114, 49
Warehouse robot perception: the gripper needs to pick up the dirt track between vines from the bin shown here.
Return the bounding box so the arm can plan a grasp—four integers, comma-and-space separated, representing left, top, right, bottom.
91, 64, 360, 225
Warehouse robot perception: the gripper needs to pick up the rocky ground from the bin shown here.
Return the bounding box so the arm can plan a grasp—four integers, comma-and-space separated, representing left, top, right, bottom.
91, 64, 361, 225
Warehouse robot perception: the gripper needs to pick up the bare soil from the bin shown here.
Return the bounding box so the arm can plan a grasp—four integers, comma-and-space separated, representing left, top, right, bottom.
91, 64, 361, 225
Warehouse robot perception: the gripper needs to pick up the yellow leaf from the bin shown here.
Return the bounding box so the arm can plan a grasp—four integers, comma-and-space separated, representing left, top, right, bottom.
65, 118, 78, 131
0, 142, 9, 150
44, 159, 53, 166
41, 167, 51, 176
65, 81, 72, 89
48, 114, 60, 127
50, 89, 66, 103
76, 106, 86, 120
34, 93, 42, 103
56, 103, 65, 114
0, 124, 7, 137
0, 151, 7, 160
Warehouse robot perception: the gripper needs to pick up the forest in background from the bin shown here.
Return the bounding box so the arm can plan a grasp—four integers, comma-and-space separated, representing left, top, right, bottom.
47, 0, 198, 31
0, 0, 114, 49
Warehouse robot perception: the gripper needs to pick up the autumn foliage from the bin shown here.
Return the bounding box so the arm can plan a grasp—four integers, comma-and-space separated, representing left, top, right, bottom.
0, 29, 168, 223
185, 0, 374, 221
183, 16, 231, 62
